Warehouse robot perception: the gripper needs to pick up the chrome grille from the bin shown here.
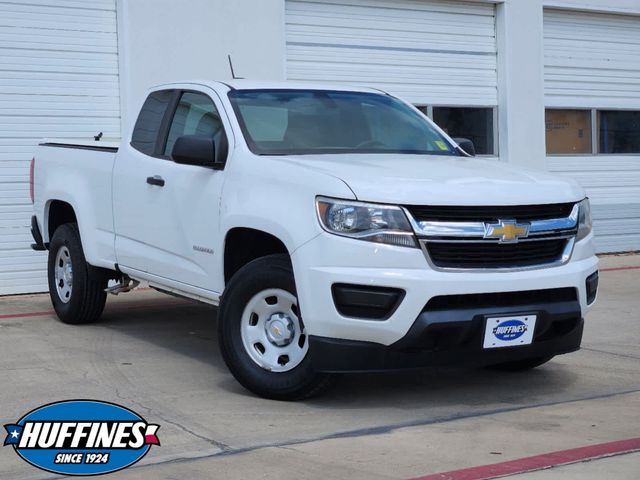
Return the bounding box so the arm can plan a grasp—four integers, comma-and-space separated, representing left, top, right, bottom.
404, 203, 579, 271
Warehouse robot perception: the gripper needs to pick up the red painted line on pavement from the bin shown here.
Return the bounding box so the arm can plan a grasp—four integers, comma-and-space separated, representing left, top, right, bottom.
413, 437, 640, 480
600, 265, 640, 272
0, 310, 53, 320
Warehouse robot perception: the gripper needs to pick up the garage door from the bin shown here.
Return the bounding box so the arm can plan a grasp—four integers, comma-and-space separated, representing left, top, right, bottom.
285, 0, 497, 106
0, 0, 120, 295
544, 9, 640, 253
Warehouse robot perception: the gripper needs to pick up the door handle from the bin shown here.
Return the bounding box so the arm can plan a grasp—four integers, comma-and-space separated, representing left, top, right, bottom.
146, 175, 165, 187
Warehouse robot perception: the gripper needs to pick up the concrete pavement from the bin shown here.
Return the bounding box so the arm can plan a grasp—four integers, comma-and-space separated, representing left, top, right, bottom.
0, 253, 638, 479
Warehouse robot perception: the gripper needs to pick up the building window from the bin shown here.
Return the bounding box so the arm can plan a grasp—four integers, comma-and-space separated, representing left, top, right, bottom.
430, 107, 495, 155
545, 109, 592, 154
546, 108, 640, 155
598, 110, 640, 154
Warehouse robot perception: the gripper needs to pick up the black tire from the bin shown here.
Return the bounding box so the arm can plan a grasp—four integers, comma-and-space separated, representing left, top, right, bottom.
486, 355, 554, 372
218, 254, 333, 400
48, 223, 108, 324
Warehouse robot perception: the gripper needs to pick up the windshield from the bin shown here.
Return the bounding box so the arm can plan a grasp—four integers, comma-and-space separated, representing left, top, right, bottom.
228, 89, 457, 156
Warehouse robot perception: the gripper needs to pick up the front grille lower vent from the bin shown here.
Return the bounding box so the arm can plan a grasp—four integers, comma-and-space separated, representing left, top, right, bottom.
425, 287, 578, 310
424, 238, 569, 269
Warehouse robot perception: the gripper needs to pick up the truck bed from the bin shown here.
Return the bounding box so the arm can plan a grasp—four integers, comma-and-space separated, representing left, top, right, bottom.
40, 138, 120, 152
34, 138, 120, 270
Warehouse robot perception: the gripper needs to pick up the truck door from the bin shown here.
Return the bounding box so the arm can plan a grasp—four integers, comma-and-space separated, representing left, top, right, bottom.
113, 87, 230, 295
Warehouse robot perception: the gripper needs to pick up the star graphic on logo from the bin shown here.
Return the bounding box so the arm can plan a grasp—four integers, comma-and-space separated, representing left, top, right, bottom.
10, 430, 19, 439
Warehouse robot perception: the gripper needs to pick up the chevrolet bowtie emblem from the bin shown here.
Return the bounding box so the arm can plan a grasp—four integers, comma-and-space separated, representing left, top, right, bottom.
484, 220, 530, 243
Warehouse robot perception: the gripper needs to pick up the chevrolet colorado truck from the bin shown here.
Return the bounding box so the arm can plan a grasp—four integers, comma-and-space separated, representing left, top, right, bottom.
31, 81, 599, 399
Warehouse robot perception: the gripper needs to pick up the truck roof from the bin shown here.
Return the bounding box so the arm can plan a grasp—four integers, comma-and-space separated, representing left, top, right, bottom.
225, 80, 384, 93
155, 79, 386, 94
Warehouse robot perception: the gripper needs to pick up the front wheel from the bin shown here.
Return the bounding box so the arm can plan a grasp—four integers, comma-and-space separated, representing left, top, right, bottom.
218, 254, 333, 400
47, 223, 108, 324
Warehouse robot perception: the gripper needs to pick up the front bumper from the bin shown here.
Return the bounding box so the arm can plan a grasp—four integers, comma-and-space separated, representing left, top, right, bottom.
292, 231, 598, 347
308, 288, 583, 372
309, 321, 582, 372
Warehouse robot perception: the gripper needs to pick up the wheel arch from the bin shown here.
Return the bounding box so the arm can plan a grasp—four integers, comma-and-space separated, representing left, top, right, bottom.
46, 199, 77, 241
223, 227, 290, 285
43, 197, 115, 270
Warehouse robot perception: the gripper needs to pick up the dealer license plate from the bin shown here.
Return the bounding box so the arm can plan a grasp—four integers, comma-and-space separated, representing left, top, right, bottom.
483, 315, 536, 349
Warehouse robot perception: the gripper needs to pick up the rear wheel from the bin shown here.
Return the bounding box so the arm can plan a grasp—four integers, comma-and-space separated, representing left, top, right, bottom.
47, 223, 108, 324
486, 355, 554, 372
218, 254, 333, 400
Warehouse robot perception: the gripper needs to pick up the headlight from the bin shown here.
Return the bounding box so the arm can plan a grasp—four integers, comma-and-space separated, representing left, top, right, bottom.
576, 198, 592, 242
316, 197, 417, 247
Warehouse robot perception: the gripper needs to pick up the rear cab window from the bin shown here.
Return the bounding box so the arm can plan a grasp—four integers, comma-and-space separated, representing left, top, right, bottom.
130, 90, 174, 155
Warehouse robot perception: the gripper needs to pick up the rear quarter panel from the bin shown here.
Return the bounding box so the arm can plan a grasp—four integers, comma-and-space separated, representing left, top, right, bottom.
34, 144, 117, 269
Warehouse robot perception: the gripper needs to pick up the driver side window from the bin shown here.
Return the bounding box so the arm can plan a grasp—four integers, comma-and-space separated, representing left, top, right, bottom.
163, 91, 228, 162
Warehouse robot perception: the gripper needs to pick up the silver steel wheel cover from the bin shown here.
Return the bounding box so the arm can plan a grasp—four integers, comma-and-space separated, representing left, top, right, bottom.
240, 288, 308, 372
54, 246, 73, 303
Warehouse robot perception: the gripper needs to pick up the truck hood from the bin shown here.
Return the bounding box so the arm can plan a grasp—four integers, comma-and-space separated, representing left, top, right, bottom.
272, 154, 585, 205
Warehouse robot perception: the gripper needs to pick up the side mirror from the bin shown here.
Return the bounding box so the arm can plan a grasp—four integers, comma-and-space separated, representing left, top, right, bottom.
453, 137, 476, 157
172, 135, 217, 167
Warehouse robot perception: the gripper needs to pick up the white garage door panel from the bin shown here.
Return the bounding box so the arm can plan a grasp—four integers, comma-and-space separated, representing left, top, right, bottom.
0, 96, 120, 117
0, 122, 121, 139
0, 25, 117, 49
0, 0, 120, 296
544, 9, 640, 109
286, 0, 497, 106
544, 9, 640, 253
0, 3, 117, 30
589, 215, 640, 254
1, 53, 119, 74
547, 156, 640, 253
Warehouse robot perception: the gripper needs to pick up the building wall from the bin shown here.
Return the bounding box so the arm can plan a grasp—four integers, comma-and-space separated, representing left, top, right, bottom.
116, 0, 287, 132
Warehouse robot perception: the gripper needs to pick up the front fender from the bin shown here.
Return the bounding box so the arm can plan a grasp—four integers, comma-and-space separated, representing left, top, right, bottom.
219, 155, 355, 256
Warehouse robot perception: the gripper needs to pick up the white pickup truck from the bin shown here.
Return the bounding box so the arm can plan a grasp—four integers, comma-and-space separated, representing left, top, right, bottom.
31, 81, 599, 399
